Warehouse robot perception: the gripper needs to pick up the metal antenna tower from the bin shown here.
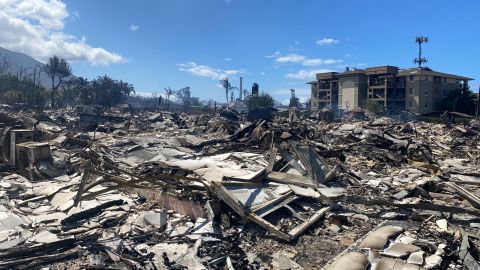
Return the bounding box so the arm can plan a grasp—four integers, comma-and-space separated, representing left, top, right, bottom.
414, 36, 428, 67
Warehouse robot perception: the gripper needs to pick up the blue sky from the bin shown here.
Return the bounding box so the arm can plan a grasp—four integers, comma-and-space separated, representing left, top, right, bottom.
2, 0, 479, 104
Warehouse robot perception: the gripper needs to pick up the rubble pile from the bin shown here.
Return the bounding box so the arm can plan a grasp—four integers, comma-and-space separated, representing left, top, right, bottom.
0, 105, 479, 269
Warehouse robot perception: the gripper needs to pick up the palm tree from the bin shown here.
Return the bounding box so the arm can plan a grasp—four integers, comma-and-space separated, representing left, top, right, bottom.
44, 55, 71, 108
164, 87, 173, 110
118, 80, 135, 102
219, 77, 230, 107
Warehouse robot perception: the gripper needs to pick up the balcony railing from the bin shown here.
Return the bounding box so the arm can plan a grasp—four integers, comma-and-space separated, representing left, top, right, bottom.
368, 81, 398, 88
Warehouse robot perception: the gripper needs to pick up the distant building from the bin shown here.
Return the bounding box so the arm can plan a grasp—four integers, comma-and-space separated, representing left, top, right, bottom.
308, 66, 473, 114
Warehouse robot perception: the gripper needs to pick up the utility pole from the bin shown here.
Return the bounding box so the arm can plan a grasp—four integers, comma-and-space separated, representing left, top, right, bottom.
414, 36, 428, 113
414, 36, 428, 68
239, 77, 243, 100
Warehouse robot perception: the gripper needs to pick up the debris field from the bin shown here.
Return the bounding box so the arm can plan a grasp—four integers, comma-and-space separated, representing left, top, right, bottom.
0, 106, 479, 270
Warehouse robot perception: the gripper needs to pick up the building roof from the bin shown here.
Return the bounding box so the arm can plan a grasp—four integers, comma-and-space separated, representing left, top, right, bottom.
315, 72, 339, 80
365, 65, 398, 75
312, 66, 473, 81
397, 67, 473, 80
337, 68, 366, 77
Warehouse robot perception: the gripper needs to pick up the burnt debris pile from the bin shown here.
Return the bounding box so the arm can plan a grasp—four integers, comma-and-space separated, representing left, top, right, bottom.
0, 105, 478, 269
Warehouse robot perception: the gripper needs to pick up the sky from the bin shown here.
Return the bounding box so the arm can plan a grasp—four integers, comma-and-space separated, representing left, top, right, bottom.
1, 0, 479, 104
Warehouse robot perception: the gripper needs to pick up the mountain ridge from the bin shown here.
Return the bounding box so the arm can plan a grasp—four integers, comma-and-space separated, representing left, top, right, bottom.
0, 47, 52, 88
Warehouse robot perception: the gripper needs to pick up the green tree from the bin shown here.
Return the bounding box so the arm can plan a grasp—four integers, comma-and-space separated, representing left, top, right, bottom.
247, 93, 275, 111
0, 73, 47, 106
75, 77, 91, 105
366, 100, 384, 113
59, 77, 81, 107
440, 86, 476, 115
174, 87, 191, 111
3, 90, 23, 105
91, 75, 135, 107
44, 55, 72, 108
190, 96, 201, 107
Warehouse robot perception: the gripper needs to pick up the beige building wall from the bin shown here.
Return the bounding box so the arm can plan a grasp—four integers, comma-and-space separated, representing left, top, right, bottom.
339, 86, 356, 110
338, 75, 367, 110
404, 74, 467, 114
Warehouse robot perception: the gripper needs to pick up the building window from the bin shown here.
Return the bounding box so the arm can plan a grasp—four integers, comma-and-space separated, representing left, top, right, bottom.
424, 102, 428, 108
443, 89, 447, 97
409, 100, 413, 107
409, 88, 413, 95
409, 75, 415, 81
424, 76, 429, 81
444, 77, 447, 83
424, 90, 428, 96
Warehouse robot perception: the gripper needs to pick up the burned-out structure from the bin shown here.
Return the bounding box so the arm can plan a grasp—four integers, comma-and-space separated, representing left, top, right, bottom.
0, 104, 478, 269
309, 66, 472, 114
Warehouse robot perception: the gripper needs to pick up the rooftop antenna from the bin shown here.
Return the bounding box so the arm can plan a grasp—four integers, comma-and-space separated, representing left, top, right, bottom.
414, 36, 428, 68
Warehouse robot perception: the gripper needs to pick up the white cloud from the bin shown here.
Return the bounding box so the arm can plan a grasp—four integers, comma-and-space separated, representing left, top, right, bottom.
336, 63, 368, 69
276, 53, 305, 63
177, 62, 241, 80
272, 53, 342, 67
225, 0, 232, 3
260, 72, 265, 76
322, 59, 343, 65
302, 58, 342, 66
0, 0, 126, 65
285, 69, 334, 80
222, 57, 232, 61
302, 59, 323, 66
265, 51, 280, 58
129, 24, 139, 31
316, 38, 339, 46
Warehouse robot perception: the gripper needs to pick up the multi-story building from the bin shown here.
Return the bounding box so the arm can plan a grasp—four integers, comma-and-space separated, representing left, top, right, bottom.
308, 66, 472, 114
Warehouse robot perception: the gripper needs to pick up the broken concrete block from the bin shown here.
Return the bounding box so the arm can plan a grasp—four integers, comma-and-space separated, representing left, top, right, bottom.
376, 257, 426, 270
435, 219, 448, 232
324, 252, 369, 270
359, 225, 404, 250
143, 211, 167, 228
151, 243, 205, 269
407, 251, 424, 265
392, 190, 410, 200
424, 254, 442, 269
272, 251, 304, 270
0, 214, 26, 232
27, 230, 59, 244
381, 242, 421, 258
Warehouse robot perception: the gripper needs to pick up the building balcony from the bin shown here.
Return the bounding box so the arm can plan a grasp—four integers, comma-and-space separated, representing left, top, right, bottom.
368, 81, 397, 88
